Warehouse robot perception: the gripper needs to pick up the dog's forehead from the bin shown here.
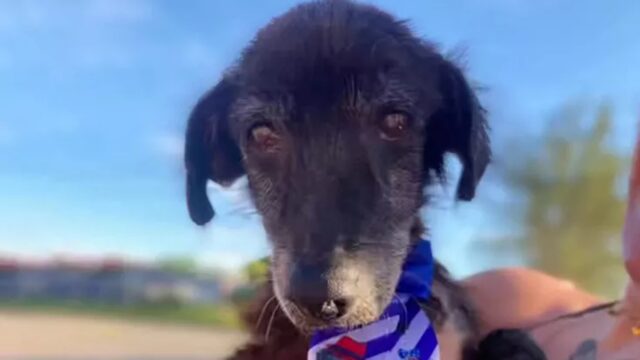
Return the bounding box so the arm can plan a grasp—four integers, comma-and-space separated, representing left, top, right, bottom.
226, 1, 448, 136
233, 48, 441, 118
236, 2, 441, 93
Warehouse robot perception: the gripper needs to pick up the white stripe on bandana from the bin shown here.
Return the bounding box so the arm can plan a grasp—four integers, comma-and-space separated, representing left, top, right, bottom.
308, 296, 439, 360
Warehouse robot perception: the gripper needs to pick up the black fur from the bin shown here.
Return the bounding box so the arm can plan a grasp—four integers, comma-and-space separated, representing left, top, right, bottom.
184, 1, 543, 358
472, 329, 547, 360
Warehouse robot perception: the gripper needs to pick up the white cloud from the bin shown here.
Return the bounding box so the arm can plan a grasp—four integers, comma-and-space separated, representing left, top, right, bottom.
147, 131, 256, 215
148, 132, 184, 160
210, 178, 252, 206
208, 178, 262, 221
195, 221, 269, 271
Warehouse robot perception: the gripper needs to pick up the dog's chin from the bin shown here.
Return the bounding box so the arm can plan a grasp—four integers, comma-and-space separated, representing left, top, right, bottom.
279, 296, 390, 334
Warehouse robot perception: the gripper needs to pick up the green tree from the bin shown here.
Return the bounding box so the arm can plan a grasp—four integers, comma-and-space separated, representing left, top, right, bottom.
490, 103, 628, 297
157, 256, 199, 275
244, 257, 270, 283
229, 257, 270, 308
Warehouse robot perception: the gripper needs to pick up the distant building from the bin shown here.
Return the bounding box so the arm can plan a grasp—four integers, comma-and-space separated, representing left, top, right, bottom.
0, 257, 221, 305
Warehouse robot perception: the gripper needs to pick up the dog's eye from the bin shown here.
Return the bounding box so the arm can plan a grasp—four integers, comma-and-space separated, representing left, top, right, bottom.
248, 123, 281, 152
379, 112, 410, 140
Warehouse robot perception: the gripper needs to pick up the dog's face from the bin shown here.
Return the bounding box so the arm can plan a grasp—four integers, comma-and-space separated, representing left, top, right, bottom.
184, 1, 489, 331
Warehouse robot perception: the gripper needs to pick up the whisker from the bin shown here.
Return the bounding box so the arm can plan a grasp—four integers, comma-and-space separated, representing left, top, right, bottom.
255, 295, 278, 331
265, 301, 281, 342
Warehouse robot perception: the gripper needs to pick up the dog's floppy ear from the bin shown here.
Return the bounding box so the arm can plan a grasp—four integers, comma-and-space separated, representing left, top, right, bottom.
431, 59, 491, 201
185, 77, 244, 225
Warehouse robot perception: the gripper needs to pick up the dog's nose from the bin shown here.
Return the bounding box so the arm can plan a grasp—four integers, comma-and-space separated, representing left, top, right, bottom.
318, 298, 351, 320
294, 296, 353, 320
287, 262, 353, 320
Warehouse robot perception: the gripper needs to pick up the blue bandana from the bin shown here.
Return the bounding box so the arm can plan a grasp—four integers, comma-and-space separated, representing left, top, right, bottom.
309, 240, 439, 360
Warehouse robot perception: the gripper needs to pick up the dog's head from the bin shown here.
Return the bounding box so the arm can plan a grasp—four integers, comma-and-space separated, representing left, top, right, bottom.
185, 0, 490, 331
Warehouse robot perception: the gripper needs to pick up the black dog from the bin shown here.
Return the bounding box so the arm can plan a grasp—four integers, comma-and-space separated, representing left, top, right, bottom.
184, 1, 545, 358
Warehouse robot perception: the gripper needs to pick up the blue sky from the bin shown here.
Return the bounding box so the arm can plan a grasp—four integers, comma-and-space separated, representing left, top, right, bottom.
0, 0, 638, 276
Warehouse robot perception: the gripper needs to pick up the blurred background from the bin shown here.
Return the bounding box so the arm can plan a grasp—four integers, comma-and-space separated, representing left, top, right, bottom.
0, 0, 638, 358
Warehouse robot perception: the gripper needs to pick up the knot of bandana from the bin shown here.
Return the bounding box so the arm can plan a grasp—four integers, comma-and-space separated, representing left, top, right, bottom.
309, 240, 439, 360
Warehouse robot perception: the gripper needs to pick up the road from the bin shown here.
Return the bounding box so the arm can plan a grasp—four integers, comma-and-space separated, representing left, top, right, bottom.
0, 311, 247, 359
